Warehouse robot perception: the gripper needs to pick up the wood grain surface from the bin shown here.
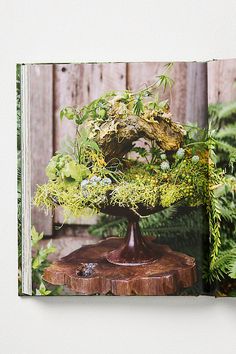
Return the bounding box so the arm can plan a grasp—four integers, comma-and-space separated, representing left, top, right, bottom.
53, 63, 126, 225
127, 62, 208, 127
43, 237, 197, 295
30, 64, 53, 234
208, 59, 236, 103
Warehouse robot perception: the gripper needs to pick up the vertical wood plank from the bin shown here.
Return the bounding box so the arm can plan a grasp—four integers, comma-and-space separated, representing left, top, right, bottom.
170, 62, 188, 123
208, 59, 236, 104
127, 62, 207, 127
53, 63, 126, 224
127, 62, 188, 123
30, 65, 53, 235
186, 62, 208, 127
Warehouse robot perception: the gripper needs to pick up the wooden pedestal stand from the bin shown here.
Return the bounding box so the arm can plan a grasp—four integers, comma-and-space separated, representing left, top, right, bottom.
43, 236, 197, 296
44, 208, 196, 295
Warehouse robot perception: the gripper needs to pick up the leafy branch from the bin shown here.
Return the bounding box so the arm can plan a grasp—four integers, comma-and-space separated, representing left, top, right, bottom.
31, 226, 62, 296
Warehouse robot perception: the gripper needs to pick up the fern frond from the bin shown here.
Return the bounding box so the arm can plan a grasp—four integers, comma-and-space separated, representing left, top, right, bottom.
228, 253, 236, 278
215, 139, 236, 156
215, 124, 236, 140
207, 248, 236, 282
218, 101, 236, 120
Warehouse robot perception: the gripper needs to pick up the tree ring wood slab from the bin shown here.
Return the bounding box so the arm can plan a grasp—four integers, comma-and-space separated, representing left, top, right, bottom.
43, 237, 197, 295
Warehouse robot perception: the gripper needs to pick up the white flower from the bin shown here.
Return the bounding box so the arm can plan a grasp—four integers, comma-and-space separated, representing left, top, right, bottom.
82, 190, 89, 198
176, 148, 185, 159
160, 153, 167, 160
160, 161, 170, 171
101, 177, 112, 185
192, 155, 200, 163
90, 175, 102, 186
90, 176, 101, 182
81, 179, 89, 189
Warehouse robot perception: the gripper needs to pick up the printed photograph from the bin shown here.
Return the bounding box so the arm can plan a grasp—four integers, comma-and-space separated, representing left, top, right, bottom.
17, 60, 236, 296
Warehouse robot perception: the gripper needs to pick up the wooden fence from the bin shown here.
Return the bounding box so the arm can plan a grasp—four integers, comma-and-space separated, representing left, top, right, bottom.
29, 60, 236, 235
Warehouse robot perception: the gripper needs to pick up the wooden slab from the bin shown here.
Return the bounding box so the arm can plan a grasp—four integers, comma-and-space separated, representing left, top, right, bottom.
43, 238, 197, 296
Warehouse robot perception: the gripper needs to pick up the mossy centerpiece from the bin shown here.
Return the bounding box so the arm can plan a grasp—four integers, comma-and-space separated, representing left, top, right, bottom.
35, 67, 209, 270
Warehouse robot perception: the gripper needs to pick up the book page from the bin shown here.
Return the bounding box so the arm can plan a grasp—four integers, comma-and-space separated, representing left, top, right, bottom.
18, 61, 235, 296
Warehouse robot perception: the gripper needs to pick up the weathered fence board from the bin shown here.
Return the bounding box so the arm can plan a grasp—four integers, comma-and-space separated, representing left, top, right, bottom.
53, 63, 126, 225
186, 62, 208, 127
127, 62, 188, 123
30, 65, 53, 235
54, 63, 127, 151
208, 59, 236, 103
127, 62, 207, 126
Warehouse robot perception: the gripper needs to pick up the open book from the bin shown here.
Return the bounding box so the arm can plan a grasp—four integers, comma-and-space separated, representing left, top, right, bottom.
18, 61, 236, 296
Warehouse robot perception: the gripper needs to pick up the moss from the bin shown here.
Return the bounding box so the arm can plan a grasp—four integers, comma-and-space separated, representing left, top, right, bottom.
34, 179, 112, 218
34, 152, 210, 222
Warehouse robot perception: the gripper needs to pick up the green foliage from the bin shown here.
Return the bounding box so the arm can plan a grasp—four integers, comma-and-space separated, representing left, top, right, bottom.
205, 101, 236, 285
60, 91, 116, 125
46, 154, 90, 182
157, 73, 174, 92
207, 164, 223, 267
59, 64, 174, 133
34, 64, 236, 295
178, 109, 236, 276
204, 243, 236, 283
31, 226, 44, 247
229, 255, 236, 278
34, 153, 209, 220
36, 282, 52, 296
133, 95, 145, 116
31, 226, 62, 296
209, 101, 236, 172
74, 128, 101, 164
89, 100, 236, 293
34, 67, 210, 246
34, 178, 112, 218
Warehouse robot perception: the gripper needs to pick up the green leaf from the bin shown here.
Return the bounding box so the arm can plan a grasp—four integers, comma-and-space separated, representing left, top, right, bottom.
31, 226, 44, 247
158, 99, 169, 108
88, 140, 100, 152
60, 109, 64, 121
97, 108, 106, 119
133, 95, 144, 116
36, 282, 51, 296
32, 257, 40, 269
132, 147, 147, 157
45, 239, 57, 254
79, 127, 89, 141
32, 239, 56, 269
63, 161, 90, 182
229, 254, 236, 278
46, 159, 57, 180
216, 124, 236, 139
219, 101, 236, 119
61, 107, 77, 120
157, 74, 174, 92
